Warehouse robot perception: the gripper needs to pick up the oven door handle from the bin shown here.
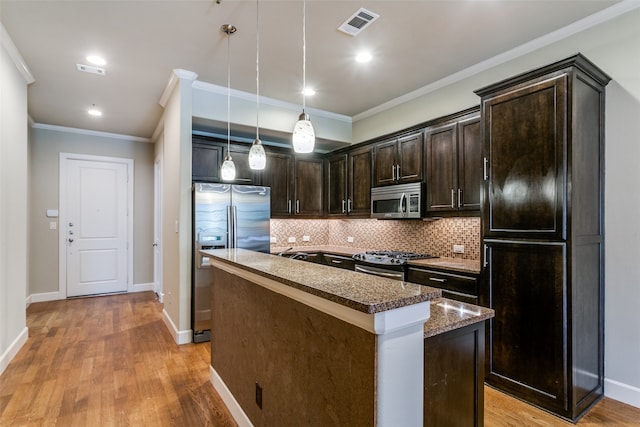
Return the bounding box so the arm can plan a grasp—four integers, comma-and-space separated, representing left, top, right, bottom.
355, 265, 404, 280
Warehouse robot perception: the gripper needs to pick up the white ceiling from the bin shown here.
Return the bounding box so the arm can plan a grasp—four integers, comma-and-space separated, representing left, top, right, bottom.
0, 0, 625, 141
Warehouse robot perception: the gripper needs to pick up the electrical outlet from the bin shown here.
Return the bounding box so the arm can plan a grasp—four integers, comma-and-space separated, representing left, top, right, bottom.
255, 382, 263, 409
49, 222, 57, 230
288, 236, 296, 243
302, 235, 310, 242
270, 236, 277, 243
453, 244, 465, 254
347, 236, 354, 243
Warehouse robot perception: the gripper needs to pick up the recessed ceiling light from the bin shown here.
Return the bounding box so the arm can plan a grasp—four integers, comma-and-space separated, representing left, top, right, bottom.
86, 55, 106, 66
88, 108, 102, 117
356, 51, 372, 63
303, 87, 316, 96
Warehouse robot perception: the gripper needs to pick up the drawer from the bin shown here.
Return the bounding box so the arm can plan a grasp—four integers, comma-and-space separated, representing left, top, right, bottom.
323, 254, 356, 271
407, 267, 478, 296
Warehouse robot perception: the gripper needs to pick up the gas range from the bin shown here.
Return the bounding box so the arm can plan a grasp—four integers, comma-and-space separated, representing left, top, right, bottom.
352, 250, 438, 266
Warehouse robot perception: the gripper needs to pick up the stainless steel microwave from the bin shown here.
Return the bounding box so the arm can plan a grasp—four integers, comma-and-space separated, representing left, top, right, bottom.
371, 182, 422, 219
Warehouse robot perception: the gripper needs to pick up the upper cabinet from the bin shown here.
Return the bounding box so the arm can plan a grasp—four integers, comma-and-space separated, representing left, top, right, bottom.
192, 136, 254, 184
425, 111, 482, 214
373, 132, 423, 187
259, 150, 324, 218
326, 145, 372, 217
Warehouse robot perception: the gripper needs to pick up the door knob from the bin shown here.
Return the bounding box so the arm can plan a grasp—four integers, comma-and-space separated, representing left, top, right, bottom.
68, 238, 74, 243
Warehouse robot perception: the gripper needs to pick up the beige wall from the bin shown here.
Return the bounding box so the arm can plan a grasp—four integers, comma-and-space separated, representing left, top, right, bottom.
0, 29, 29, 373
156, 71, 196, 337
28, 127, 155, 295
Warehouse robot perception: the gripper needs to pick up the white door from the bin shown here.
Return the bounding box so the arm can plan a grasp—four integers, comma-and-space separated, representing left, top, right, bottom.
65, 158, 129, 297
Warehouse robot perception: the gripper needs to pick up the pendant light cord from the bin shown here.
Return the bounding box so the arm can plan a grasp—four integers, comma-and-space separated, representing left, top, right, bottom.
256, 0, 260, 139
227, 29, 231, 156
302, 0, 306, 112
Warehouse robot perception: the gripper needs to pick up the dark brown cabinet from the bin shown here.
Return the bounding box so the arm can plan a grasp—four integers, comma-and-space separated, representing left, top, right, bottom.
407, 266, 479, 305
259, 150, 323, 218
424, 321, 485, 427
192, 137, 254, 183
373, 132, 423, 187
326, 146, 372, 217
425, 112, 481, 214
476, 54, 610, 421
192, 140, 223, 182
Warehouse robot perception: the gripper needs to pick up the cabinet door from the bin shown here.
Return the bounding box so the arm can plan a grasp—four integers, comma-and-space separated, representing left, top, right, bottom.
326, 154, 347, 217
192, 142, 223, 182
397, 132, 423, 183
484, 240, 567, 413
373, 139, 397, 186
227, 147, 254, 184
425, 122, 457, 212
294, 157, 324, 217
261, 152, 293, 217
348, 146, 372, 216
458, 115, 482, 211
483, 75, 567, 239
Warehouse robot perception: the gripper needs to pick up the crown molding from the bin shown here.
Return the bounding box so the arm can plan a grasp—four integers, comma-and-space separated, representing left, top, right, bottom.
193, 80, 352, 124
158, 69, 199, 108
31, 123, 152, 143
1, 23, 35, 84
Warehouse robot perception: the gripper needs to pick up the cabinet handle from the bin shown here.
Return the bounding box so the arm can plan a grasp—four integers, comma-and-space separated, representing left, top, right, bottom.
288, 199, 292, 214
347, 199, 352, 213
451, 189, 456, 209
331, 259, 343, 264
341, 200, 346, 214
396, 164, 401, 180
296, 200, 300, 214
429, 277, 446, 283
392, 165, 396, 181
458, 188, 462, 208
483, 244, 488, 268
483, 157, 489, 180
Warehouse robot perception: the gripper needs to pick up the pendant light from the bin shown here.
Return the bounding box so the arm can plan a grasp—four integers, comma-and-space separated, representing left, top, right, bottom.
292, 0, 315, 153
248, 0, 266, 170
220, 24, 237, 181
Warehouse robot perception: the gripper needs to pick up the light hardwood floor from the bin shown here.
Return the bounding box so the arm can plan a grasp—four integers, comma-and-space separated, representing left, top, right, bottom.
0, 292, 638, 426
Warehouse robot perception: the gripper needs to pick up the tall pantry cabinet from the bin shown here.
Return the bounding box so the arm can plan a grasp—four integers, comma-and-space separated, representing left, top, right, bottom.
476, 54, 610, 422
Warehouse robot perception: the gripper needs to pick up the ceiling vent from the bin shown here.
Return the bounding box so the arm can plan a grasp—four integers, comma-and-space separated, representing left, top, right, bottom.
76, 63, 105, 76
337, 8, 379, 36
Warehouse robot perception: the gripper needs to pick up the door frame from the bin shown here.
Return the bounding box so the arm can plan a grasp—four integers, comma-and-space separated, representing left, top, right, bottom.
154, 156, 163, 302
58, 152, 134, 298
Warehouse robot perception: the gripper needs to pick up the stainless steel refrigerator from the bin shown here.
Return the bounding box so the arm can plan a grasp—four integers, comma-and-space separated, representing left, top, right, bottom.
192, 183, 270, 342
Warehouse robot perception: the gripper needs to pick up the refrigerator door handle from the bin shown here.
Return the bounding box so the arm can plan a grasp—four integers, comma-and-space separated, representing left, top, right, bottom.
226, 205, 234, 248
232, 205, 238, 248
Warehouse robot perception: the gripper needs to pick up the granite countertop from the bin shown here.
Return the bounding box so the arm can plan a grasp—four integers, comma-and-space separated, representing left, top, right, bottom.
424, 298, 494, 338
270, 245, 481, 275
203, 248, 442, 314
407, 257, 481, 275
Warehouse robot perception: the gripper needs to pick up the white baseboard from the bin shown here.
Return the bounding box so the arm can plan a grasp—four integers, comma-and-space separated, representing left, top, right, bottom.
605, 377, 640, 409
131, 282, 154, 293
161, 308, 192, 345
210, 366, 253, 427
28, 291, 63, 305
0, 327, 29, 376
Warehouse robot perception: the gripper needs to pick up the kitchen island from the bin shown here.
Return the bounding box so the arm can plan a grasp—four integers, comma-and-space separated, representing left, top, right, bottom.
203, 248, 492, 426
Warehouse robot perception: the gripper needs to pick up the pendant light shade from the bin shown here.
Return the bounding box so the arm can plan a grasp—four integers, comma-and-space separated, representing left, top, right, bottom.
292, 112, 315, 153
221, 24, 236, 181
292, 0, 315, 153
249, 0, 267, 170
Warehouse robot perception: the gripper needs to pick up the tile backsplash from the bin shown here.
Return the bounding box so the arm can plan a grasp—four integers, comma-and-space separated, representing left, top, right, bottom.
270, 217, 481, 260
